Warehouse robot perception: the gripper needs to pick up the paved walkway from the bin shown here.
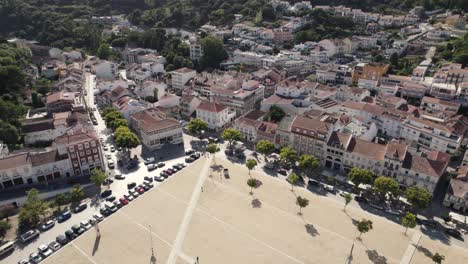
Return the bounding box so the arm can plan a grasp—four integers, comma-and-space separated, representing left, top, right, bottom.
166, 157, 211, 264
400, 231, 421, 264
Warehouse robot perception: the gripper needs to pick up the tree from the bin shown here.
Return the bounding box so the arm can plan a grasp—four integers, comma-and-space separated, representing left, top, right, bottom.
356, 219, 373, 238
70, 185, 84, 205
0, 220, 11, 241
298, 154, 320, 178
90, 168, 108, 191
279, 147, 297, 168
390, 52, 399, 67
200, 35, 228, 69
222, 128, 242, 149
0, 204, 15, 221
432, 253, 445, 264
245, 159, 258, 176
373, 176, 400, 201
54, 193, 69, 212
344, 193, 352, 211
296, 196, 309, 215
268, 105, 285, 122
103, 109, 123, 125
348, 168, 373, 191
402, 212, 417, 235
287, 172, 300, 191
18, 189, 48, 229
247, 178, 258, 195
97, 43, 111, 60
256, 140, 275, 161
405, 187, 432, 213
0, 120, 19, 147
206, 143, 220, 164
187, 118, 208, 136
109, 118, 128, 131
115, 126, 140, 150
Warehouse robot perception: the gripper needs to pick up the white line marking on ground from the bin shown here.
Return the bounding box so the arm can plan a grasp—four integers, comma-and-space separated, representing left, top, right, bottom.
71, 242, 99, 264
166, 157, 212, 264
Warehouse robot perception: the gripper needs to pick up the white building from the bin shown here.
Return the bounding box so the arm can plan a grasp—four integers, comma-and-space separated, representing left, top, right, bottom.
190, 42, 204, 61
130, 108, 183, 151
95, 61, 117, 80
196, 101, 236, 130
170, 67, 196, 91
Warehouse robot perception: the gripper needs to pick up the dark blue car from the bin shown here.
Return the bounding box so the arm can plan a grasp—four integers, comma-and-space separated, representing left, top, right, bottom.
57, 211, 72, 223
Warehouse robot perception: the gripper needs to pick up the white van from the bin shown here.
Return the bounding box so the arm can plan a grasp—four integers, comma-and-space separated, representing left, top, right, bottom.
0, 241, 15, 257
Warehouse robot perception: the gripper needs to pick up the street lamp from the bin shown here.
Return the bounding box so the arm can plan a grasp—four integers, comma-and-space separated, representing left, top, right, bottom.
149, 225, 156, 263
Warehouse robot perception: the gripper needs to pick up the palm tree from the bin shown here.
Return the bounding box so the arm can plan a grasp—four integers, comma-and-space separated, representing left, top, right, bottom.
70, 185, 84, 205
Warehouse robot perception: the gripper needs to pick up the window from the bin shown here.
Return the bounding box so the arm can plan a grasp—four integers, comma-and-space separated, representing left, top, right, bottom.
78, 144, 84, 150
92, 148, 98, 153
87, 157, 93, 163
71, 153, 76, 158
91, 141, 96, 147
79, 151, 84, 157
94, 155, 99, 161
84, 142, 89, 148
86, 150, 91, 155
69, 146, 75, 152
81, 158, 87, 164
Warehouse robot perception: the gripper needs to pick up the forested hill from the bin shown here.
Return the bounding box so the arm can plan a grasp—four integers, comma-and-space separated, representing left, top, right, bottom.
1, 0, 467, 50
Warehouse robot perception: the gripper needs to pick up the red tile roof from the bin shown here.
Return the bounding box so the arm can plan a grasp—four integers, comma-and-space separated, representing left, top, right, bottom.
197, 101, 226, 113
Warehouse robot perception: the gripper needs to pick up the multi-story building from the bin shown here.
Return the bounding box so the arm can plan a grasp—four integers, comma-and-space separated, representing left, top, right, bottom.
233, 110, 265, 142
401, 116, 462, 154
46, 92, 84, 115
352, 62, 389, 83
130, 108, 183, 151
420, 96, 461, 114
443, 166, 468, 213
211, 85, 264, 116
54, 131, 104, 177
273, 27, 293, 46
189, 42, 204, 61
458, 82, 468, 106
170, 67, 196, 92
290, 115, 331, 163
180, 94, 201, 120
196, 101, 236, 130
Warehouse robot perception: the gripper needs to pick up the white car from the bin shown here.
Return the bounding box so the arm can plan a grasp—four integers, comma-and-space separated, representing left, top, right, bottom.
38, 244, 53, 257
48, 241, 61, 251
103, 145, 108, 151
106, 153, 112, 159
80, 220, 92, 230
93, 213, 104, 222
108, 160, 115, 169
30, 252, 43, 263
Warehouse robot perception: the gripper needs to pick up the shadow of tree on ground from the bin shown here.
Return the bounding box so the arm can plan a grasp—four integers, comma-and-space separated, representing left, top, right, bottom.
366, 249, 388, 264
305, 224, 320, 237
251, 198, 262, 208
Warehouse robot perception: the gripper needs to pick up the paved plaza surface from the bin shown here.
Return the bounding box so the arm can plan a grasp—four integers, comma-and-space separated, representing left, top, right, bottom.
42, 156, 468, 264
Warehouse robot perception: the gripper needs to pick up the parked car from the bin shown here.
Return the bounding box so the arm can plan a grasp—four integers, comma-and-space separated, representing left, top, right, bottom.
136, 187, 145, 194
73, 203, 87, 213
105, 203, 118, 214
38, 244, 53, 258
144, 157, 156, 165
322, 184, 336, 193
190, 153, 200, 159
105, 196, 116, 202
119, 198, 129, 205
57, 211, 71, 223
160, 172, 169, 178
101, 189, 112, 198
20, 229, 40, 244
114, 174, 125, 180
55, 234, 69, 245
89, 218, 97, 226
444, 228, 463, 240
113, 200, 122, 208
157, 162, 165, 168
124, 194, 135, 201
307, 180, 320, 187
144, 181, 154, 188
421, 219, 438, 228
129, 190, 139, 198
71, 224, 85, 235
108, 160, 115, 169
208, 136, 220, 143
173, 163, 185, 169
64, 230, 77, 240
93, 213, 104, 222
154, 176, 165, 182
100, 207, 110, 216
41, 220, 55, 231
277, 169, 288, 176
185, 149, 195, 155
354, 196, 368, 203
18, 260, 30, 264
0, 241, 15, 258
185, 157, 195, 163
144, 176, 153, 182
147, 163, 157, 171
264, 163, 275, 170
223, 168, 229, 177
80, 221, 92, 230
127, 182, 137, 189
48, 241, 61, 252
29, 252, 43, 263
103, 178, 114, 185
110, 146, 115, 152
